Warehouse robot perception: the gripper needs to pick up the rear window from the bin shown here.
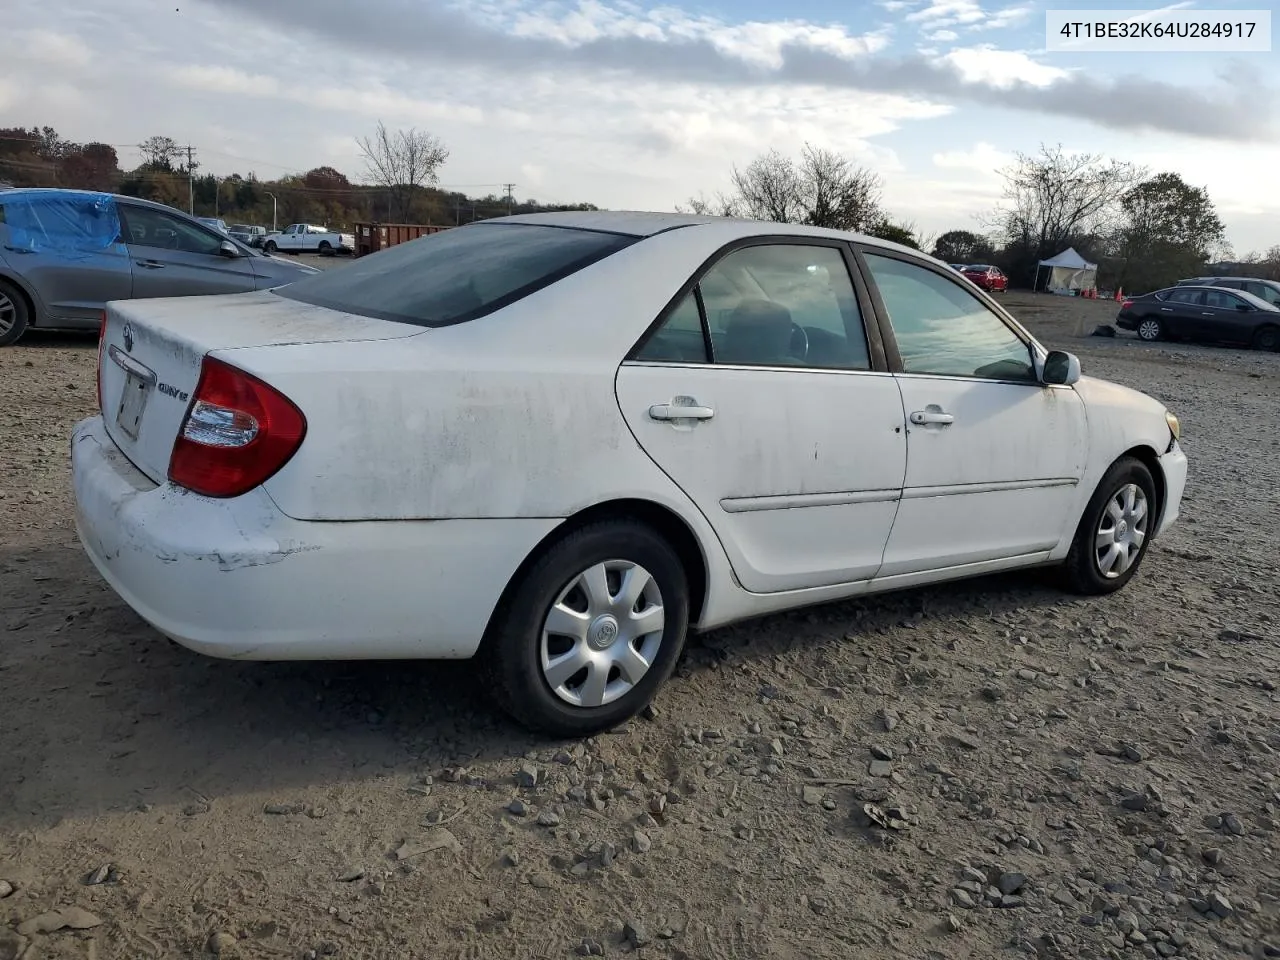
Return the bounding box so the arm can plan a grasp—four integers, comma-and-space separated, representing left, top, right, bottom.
275, 222, 636, 327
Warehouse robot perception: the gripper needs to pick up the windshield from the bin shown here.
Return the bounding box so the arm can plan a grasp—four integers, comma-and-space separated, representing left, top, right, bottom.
275, 222, 637, 327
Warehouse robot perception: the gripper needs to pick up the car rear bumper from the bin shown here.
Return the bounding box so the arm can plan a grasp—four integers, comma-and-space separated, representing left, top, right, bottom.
1155, 441, 1187, 536
1115, 314, 1137, 330
71, 415, 560, 660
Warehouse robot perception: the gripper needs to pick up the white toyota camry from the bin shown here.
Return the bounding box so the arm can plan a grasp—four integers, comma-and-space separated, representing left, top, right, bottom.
73, 211, 1188, 736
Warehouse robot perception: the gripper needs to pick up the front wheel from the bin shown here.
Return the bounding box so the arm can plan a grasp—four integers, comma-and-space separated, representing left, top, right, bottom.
482, 520, 690, 737
264, 240, 278, 253
1252, 324, 1279, 352
1061, 457, 1158, 595
1136, 317, 1162, 341
0, 280, 30, 347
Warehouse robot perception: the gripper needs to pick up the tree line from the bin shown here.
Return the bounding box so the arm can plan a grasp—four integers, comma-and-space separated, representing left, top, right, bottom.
3, 124, 1274, 293
683, 142, 1277, 294
0, 123, 597, 232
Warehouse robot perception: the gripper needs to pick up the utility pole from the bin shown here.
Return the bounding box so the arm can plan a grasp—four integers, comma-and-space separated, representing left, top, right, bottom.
263, 191, 277, 232
184, 144, 198, 215
503, 183, 515, 216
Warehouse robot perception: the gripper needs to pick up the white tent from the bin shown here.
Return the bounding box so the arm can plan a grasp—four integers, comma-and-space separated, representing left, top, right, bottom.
1037, 247, 1098, 294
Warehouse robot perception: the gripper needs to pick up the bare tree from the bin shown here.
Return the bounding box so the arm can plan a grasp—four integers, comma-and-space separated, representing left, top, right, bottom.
990, 143, 1145, 260
730, 149, 807, 224
139, 135, 181, 172
700, 143, 884, 231
799, 145, 882, 232
356, 121, 449, 222
677, 191, 741, 218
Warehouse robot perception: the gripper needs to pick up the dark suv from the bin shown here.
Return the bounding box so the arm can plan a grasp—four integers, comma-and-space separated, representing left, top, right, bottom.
1176, 276, 1280, 309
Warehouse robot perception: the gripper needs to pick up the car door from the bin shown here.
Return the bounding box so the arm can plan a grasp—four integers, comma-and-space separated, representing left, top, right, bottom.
614, 239, 907, 593
0, 192, 131, 327
855, 248, 1087, 578
1201, 289, 1257, 344
118, 203, 257, 299
1154, 287, 1204, 338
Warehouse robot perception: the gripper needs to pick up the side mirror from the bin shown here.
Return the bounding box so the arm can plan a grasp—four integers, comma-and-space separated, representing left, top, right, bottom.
218, 240, 242, 258
1042, 350, 1081, 385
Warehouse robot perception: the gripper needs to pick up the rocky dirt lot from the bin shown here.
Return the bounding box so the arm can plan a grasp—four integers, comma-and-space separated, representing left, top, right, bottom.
1, 292, 1278, 960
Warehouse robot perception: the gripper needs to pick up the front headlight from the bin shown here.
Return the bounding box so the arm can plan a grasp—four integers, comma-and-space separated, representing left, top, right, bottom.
1165, 410, 1181, 441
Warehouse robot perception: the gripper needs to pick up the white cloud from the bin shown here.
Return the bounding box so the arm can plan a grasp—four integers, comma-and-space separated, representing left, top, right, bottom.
980, 3, 1033, 31
927, 29, 959, 41
16, 28, 93, 68
942, 46, 1070, 89
474, 0, 891, 69
906, 0, 986, 28
931, 141, 1014, 175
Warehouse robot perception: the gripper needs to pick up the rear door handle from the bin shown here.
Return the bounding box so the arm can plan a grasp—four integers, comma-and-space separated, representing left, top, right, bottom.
137, 260, 165, 269
1160, 307, 1173, 312
2, 245, 32, 255
910, 410, 954, 426
649, 399, 715, 421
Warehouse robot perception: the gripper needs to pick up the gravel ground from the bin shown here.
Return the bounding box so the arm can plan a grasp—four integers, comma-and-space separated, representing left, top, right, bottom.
1, 291, 1278, 960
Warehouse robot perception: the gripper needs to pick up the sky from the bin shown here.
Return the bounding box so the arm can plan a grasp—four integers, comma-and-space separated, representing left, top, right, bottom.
1, 0, 1276, 253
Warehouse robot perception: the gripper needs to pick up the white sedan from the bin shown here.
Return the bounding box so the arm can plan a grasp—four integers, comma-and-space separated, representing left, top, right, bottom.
73, 212, 1188, 736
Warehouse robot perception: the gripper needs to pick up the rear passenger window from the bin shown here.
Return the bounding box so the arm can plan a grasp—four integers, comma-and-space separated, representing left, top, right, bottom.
632, 244, 872, 371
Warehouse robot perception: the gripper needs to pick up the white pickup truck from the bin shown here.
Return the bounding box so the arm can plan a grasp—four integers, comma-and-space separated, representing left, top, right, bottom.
263, 223, 355, 256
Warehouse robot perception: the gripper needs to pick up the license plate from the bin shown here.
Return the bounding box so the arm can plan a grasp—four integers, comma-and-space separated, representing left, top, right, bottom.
115, 370, 150, 440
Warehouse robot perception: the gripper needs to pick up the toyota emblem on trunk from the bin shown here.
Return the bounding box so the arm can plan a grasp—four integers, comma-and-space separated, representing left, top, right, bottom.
122, 323, 133, 352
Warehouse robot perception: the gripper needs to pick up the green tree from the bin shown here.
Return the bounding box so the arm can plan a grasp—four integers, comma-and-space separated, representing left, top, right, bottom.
867, 220, 919, 249
1115, 172, 1225, 291
931, 229, 994, 263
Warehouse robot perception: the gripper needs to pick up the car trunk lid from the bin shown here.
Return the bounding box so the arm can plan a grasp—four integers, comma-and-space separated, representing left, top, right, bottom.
98, 291, 422, 485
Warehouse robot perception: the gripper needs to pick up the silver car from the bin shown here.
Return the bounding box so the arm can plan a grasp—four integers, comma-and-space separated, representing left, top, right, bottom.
0, 189, 319, 346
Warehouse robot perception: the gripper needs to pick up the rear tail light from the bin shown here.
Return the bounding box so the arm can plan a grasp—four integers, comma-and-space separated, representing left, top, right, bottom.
1120, 299, 1133, 309
96, 311, 107, 413
168, 356, 306, 498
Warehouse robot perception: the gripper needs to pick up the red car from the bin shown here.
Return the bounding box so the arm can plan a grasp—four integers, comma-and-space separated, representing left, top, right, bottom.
961, 264, 1008, 293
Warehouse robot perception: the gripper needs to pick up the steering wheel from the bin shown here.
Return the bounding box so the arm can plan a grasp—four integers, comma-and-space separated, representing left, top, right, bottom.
788, 322, 810, 361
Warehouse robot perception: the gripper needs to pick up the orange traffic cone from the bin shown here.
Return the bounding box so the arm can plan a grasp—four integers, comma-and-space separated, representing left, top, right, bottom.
1114, 287, 1123, 302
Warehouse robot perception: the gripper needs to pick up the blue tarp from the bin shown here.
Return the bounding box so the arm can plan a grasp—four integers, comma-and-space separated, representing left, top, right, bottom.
2, 190, 122, 260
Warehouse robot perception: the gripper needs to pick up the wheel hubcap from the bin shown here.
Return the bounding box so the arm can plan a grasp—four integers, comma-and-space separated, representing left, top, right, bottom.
1139, 321, 1158, 340
1095, 483, 1149, 579
0, 292, 15, 335
540, 559, 665, 709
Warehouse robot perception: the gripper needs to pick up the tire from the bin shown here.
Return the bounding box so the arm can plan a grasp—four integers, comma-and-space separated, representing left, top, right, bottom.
0, 280, 30, 347
318, 241, 333, 257
264, 240, 278, 253
482, 519, 690, 737
1252, 324, 1279, 352
1136, 317, 1162, 342
1061, 457, 1158, 596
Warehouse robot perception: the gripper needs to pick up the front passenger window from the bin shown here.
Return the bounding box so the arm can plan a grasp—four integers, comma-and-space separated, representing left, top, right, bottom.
123, 207, 223, 256
863, 253, 1036, 382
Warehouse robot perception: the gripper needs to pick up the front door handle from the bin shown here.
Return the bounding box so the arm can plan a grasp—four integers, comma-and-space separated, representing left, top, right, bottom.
2, 245, 32, 255
649, 398, 715, 421
909, 409, 954, 426
137, 260, 165, 269
1160, 307, 1173, 312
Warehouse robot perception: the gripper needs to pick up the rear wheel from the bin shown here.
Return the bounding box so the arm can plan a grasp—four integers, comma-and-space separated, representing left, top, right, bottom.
1061, 457, 1157, 595
1136, 317, 1162, 342
318, 241, 333, 256
0, 280, 30, 347
482, 520, 690, 737
1252, 324, 1279, 352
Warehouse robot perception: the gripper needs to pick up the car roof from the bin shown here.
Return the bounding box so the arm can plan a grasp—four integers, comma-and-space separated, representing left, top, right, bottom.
492, 209, 930, 259
0, 186, 198, 217
1160, 285, 1278, 310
